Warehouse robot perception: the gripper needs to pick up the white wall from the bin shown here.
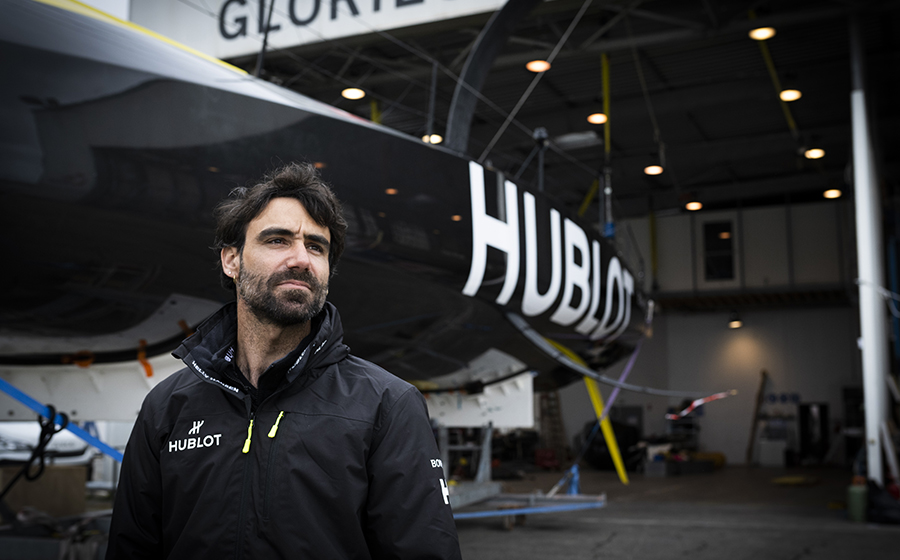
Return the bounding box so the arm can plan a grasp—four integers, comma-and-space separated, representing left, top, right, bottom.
744, 207, 790, 287
645, 201, 846, 292
559, 306, 861, 465
792, 203, 842, 285
655, 214, 693, 291
668, 307, 859, 463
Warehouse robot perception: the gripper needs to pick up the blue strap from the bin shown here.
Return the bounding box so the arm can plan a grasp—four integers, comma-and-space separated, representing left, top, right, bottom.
0, 376, 124, 462
453, 500, 605, 520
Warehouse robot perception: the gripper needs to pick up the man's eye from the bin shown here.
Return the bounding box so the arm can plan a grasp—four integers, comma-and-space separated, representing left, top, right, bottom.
268, 238, 286, 245
307, 244, 323, 253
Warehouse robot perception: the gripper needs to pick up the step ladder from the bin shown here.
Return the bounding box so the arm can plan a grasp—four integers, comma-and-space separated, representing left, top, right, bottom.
538, 391, 568, 469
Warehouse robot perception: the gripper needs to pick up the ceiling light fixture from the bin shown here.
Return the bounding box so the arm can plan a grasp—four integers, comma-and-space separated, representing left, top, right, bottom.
422, 134, 443, 144
385, 188, 398, 195
804, 148, 825, 159
526, 60, 551, 73
779, 89, 802, 102
451, 214, 462, 222
728, 310, 743, 329
644, 165, 664, 176
685, 201, 703, 211
749, 27, 776, 41
554, 130, 601, 150
587, 112, 608, 124
719, 231, 732, 240
341, 87, 365, 100
823, 189, 842, 199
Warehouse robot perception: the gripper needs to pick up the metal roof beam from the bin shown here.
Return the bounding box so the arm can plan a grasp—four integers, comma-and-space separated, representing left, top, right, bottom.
496, 6, 849, 67
444, 0, 542, 153
600, 4, 706, 30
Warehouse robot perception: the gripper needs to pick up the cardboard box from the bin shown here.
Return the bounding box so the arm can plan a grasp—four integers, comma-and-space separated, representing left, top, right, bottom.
0, 465, 87, 517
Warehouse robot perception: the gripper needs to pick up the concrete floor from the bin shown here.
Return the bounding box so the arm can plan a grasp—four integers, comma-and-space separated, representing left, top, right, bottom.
455, 466, 900, 559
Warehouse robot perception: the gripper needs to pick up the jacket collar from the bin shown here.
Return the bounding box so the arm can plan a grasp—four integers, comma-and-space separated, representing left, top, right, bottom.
173, 301, 349, 396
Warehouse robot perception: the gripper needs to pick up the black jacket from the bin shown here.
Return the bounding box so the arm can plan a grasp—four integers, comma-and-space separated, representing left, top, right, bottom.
107, 302, 461, 559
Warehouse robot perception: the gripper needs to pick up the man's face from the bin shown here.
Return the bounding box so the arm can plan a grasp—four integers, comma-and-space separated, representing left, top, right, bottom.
221, 198, 331, 327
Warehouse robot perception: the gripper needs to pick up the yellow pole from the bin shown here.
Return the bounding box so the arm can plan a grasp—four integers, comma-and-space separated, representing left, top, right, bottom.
649, 211, 658, 288
578, 179, 599, 217
546, 339, 630, 485
584, 378, 630, 485
749, 11, 799, 140
370, 99, 382, 124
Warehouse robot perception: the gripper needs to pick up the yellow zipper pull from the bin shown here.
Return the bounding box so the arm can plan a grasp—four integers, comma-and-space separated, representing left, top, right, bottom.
268, 411, 285, 438
242, 419, 254, 453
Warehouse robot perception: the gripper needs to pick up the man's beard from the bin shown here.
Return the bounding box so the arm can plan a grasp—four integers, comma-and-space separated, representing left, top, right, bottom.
237, 264, 327, 327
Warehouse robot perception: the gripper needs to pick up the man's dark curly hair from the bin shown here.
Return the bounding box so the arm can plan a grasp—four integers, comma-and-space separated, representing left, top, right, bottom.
212, 162, 347, 292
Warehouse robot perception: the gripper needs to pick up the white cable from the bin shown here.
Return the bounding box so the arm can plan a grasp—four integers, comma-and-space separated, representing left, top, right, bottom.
856, 278, 900, 318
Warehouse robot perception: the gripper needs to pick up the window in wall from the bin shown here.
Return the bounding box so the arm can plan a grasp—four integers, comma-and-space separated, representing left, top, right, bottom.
704, 221, 734, 280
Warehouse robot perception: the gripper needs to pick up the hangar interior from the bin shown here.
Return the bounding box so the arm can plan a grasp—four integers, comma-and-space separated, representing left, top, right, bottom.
2, 0, 900, 558
208, 0, 900, 483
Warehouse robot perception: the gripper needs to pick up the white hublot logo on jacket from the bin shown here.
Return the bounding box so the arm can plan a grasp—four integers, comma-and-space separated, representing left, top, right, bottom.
168, 420, 222, 453
439, 479, 450, 505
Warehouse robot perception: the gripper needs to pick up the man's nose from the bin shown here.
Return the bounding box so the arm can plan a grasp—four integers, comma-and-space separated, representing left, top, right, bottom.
285, 244, 311, 269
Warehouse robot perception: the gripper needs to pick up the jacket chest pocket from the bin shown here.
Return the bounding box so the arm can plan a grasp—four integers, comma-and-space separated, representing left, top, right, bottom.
160, 417, 243, 514
261, 412, 370, 522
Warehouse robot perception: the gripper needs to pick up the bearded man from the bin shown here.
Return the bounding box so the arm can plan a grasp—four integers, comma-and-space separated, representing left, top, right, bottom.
107, 163, 461, 559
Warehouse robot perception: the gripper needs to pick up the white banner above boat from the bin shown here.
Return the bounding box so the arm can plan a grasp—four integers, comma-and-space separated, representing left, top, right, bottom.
130, 0, 507, 59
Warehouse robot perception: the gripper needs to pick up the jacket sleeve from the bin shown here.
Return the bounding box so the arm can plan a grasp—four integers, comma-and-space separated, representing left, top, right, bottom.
364, 386, 461, 560
106, 398, 164, 560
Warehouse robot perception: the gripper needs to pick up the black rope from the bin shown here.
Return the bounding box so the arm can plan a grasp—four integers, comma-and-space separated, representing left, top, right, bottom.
0, 406, 69, 509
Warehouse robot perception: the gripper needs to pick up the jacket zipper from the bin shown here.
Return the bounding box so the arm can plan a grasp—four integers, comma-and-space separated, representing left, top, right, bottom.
263, 411, 285, 520
268, 411, 285, 438
242, 418, 254, 453
234, 410, 255, 560
226, 352, 309, 555
184, 344, 317, 556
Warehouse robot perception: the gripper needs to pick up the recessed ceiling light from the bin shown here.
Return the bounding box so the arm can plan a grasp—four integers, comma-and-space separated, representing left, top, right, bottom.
644, 165, 664, 176
749, 27, 776, 41
385, 188, 398, 195
685, 201, 703, 211
779, 89, 801, 102
422, 134, 443, 144
314, 162, 326, 169
526, 60, 551, 73
823, 189, 842, 199
451, 215, 462, 222
587, 113, 608, 124
719, 231, 732, 240
341, 87, 365, 100
805, 148, 825, 159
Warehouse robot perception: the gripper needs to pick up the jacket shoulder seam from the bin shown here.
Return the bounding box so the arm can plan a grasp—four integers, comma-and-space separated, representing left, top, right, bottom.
372, 384, 418, 439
